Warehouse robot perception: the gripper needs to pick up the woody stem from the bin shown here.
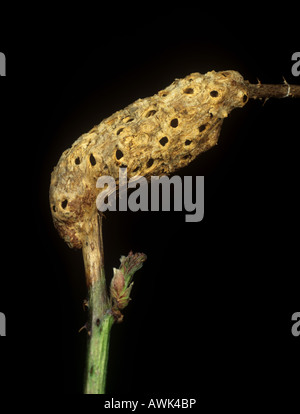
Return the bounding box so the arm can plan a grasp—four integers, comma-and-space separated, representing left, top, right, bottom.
247, 82, 300, 99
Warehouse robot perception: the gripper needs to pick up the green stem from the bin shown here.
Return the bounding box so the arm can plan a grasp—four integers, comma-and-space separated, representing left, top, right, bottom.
84, 286, 114, 394
81, 213, 146, 393
82, 212, 115, 394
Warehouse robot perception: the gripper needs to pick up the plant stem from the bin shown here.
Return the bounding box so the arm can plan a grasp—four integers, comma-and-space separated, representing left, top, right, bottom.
84, 281, 114, 394
247, 81, 300, 99
80, 213, 146, 393
82, 212, 114, 394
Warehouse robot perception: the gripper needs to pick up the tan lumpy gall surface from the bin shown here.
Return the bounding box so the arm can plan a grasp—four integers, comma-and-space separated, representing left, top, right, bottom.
50, 70, 249, 249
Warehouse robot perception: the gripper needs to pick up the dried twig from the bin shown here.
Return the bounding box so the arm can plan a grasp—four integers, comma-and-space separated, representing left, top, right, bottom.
246, 80, 300, 99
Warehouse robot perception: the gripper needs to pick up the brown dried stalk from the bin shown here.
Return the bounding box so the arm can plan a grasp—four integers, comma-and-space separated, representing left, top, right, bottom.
247, 80, 300, 100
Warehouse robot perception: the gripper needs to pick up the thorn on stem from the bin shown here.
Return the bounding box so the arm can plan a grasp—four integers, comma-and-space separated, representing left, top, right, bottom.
78, 324, 87, 333
282, 76, 291, 97
262, 97, 269, 106
83, 299, 89, 311
78, 323, 91, 335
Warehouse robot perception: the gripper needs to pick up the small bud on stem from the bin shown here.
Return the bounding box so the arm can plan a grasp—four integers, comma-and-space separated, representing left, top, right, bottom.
111, 251, 147, 314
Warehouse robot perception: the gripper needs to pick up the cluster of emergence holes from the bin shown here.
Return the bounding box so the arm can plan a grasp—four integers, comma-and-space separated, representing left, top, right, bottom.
170, 118, 178, 128
115, 145, 154, 169
49, 202, 62, 212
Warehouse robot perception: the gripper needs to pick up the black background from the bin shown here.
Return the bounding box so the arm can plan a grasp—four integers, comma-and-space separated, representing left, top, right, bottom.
0, 5, 299, 406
